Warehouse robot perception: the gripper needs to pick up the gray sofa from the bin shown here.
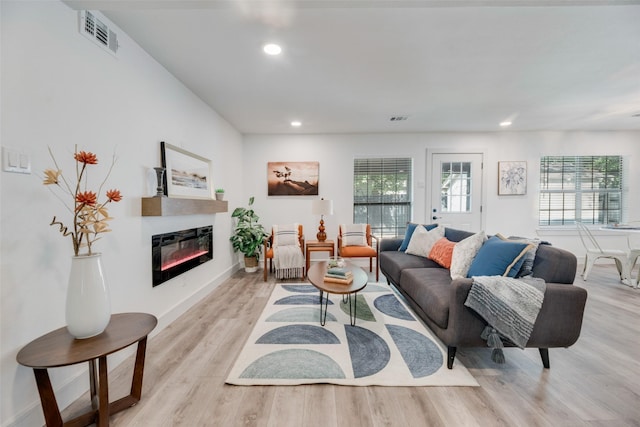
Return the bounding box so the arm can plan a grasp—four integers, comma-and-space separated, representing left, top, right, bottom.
379, 227, 588, 369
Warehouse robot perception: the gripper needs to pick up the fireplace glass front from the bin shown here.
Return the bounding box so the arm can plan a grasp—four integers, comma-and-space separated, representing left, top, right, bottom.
152, 226, 213, 287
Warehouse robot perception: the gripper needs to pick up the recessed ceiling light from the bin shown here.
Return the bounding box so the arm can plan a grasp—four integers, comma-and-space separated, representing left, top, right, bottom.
291, 121, 302, 127
263, 43, 282, 55
499, 121, 512, 127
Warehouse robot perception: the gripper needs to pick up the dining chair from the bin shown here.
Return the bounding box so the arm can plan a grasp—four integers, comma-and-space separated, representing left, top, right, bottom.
576, 222, 631, 281
625, 221, 640, 288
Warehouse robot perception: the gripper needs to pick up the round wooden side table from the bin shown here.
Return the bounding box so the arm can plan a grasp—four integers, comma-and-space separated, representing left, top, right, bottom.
17, 312, 157, 427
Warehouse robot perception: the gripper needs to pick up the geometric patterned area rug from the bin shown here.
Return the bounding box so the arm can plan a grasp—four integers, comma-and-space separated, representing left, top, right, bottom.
226, 283, 478, 386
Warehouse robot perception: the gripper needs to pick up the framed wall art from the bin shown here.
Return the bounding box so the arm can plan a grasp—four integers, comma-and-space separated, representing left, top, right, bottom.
267, 161, 319, 196
498, 161, 527, 195
161, 141, 213, 199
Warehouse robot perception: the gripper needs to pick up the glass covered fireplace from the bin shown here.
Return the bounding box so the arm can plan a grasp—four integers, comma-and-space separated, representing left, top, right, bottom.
152, 226, 213, 287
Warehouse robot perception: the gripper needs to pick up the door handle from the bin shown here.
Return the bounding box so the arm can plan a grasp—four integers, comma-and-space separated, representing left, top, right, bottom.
432, 216, 442, 220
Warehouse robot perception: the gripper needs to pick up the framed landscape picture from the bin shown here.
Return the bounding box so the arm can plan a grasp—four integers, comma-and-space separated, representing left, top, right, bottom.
161, 141, 213, 199
267, 161, 319, 196
498, 161, 527, 195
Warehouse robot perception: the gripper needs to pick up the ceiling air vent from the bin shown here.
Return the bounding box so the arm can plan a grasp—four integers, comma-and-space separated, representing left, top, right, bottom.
79, 11, 118, 56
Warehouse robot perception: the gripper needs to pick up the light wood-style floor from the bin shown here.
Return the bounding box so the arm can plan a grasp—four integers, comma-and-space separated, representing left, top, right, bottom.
63, 263, 640, 426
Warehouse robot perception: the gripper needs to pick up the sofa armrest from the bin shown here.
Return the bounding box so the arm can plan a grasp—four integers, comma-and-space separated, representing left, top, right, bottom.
532, 244, 577, 284
445, 279, 485, 344
380, 238, 403, 252
528, 283, 587, 347
446, 279, 587, 348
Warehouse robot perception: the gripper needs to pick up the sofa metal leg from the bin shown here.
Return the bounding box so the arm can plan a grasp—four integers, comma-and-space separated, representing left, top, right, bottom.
447, 346, 457, 369
539, 348, 550, 369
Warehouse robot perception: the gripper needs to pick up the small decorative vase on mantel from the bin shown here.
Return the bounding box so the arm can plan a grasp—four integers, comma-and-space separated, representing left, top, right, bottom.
65, 253, 111, 339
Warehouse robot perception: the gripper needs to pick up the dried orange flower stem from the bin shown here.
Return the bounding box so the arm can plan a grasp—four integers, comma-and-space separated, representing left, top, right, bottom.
44, 145, 122, 256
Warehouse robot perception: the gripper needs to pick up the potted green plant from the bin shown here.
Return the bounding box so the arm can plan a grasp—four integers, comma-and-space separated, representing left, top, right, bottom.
230, 196, 268, 272
215, 188, 225, 201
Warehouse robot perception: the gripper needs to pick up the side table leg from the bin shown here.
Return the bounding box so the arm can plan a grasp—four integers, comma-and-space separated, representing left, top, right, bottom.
32, 369, 63, 427
101, 337, 151, 416
89, 359, 98, 409
130, 337, 148, 400
97, 356, 109, 426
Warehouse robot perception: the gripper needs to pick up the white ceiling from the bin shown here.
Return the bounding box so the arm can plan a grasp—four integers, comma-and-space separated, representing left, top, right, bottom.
65, 1, 640, 134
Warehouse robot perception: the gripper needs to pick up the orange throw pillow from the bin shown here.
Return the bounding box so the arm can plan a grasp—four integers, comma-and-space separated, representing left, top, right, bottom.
428, 237, 456, 269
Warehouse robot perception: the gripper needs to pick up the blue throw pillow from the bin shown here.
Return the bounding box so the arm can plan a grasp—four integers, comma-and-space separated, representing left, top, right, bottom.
467, 236, 532, 278
398, 223, 437, 252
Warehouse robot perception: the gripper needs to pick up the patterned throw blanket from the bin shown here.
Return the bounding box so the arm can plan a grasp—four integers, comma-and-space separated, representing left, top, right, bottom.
272, 224, 305, 280
273, 246, 304, 279
464, 276, 546, 363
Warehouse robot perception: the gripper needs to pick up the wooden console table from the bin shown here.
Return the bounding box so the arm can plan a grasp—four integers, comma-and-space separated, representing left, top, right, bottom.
305, 240, 335, 272
17, 313, 157, 427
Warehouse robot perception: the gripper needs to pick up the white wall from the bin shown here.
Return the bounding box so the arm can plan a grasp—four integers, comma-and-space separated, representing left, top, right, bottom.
0, 2, 242, 426
2, 2, 639, 426
244, 132, 640, 257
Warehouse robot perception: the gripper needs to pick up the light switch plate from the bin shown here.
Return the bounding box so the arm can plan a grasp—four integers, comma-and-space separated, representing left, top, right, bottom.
2, 147, 31, 174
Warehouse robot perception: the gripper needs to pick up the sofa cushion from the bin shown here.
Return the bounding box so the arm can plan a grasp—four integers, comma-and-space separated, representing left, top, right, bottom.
450, 231, 487, 279
399, 268, 453, 329
428, 238, 456, 268
444, 228, 475, 243
467, 236, 532, 277
496, 233, 541, 278
406, 225, 444, 258
379, 251, 440, 285
398, 223, 438, 252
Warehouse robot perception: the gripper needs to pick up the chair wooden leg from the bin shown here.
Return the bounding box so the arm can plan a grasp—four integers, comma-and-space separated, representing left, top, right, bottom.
263, 257, 268, 281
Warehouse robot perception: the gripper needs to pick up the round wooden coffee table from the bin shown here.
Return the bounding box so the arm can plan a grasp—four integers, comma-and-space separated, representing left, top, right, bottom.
307, 260, 368, 326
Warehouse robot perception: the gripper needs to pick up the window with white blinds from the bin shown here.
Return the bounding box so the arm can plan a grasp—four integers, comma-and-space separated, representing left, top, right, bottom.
539, 156, 624, 226
353, 158, 412, 238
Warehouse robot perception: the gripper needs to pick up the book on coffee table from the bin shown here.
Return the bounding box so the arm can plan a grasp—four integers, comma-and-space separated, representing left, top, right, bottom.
323, 275, 354, 285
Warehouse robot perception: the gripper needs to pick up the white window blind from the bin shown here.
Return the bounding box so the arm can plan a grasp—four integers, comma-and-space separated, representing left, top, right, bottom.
539, 156, 623, 226
353, 158, 412, 238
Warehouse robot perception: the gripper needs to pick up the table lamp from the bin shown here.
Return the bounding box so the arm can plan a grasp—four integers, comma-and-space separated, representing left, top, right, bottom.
311, 198, 333, 242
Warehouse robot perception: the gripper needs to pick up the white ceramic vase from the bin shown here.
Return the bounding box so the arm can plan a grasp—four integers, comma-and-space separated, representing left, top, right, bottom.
65, 253, 111, 339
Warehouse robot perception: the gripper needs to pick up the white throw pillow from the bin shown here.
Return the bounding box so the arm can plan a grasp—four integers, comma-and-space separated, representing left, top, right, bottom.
450, 231, 487, 279
273, 224, 299, 247
341, 224, 368, 246
405, 225, 444, 258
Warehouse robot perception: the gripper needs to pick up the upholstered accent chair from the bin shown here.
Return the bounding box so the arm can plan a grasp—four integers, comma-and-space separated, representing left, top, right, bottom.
337, 224, 379, 281
263, 224, 305, 281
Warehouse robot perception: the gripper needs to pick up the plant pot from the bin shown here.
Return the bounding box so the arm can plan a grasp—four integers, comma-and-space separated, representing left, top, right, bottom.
215, 192, 225, 201
66, 253, 111, 339
244, 255, 259, 273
